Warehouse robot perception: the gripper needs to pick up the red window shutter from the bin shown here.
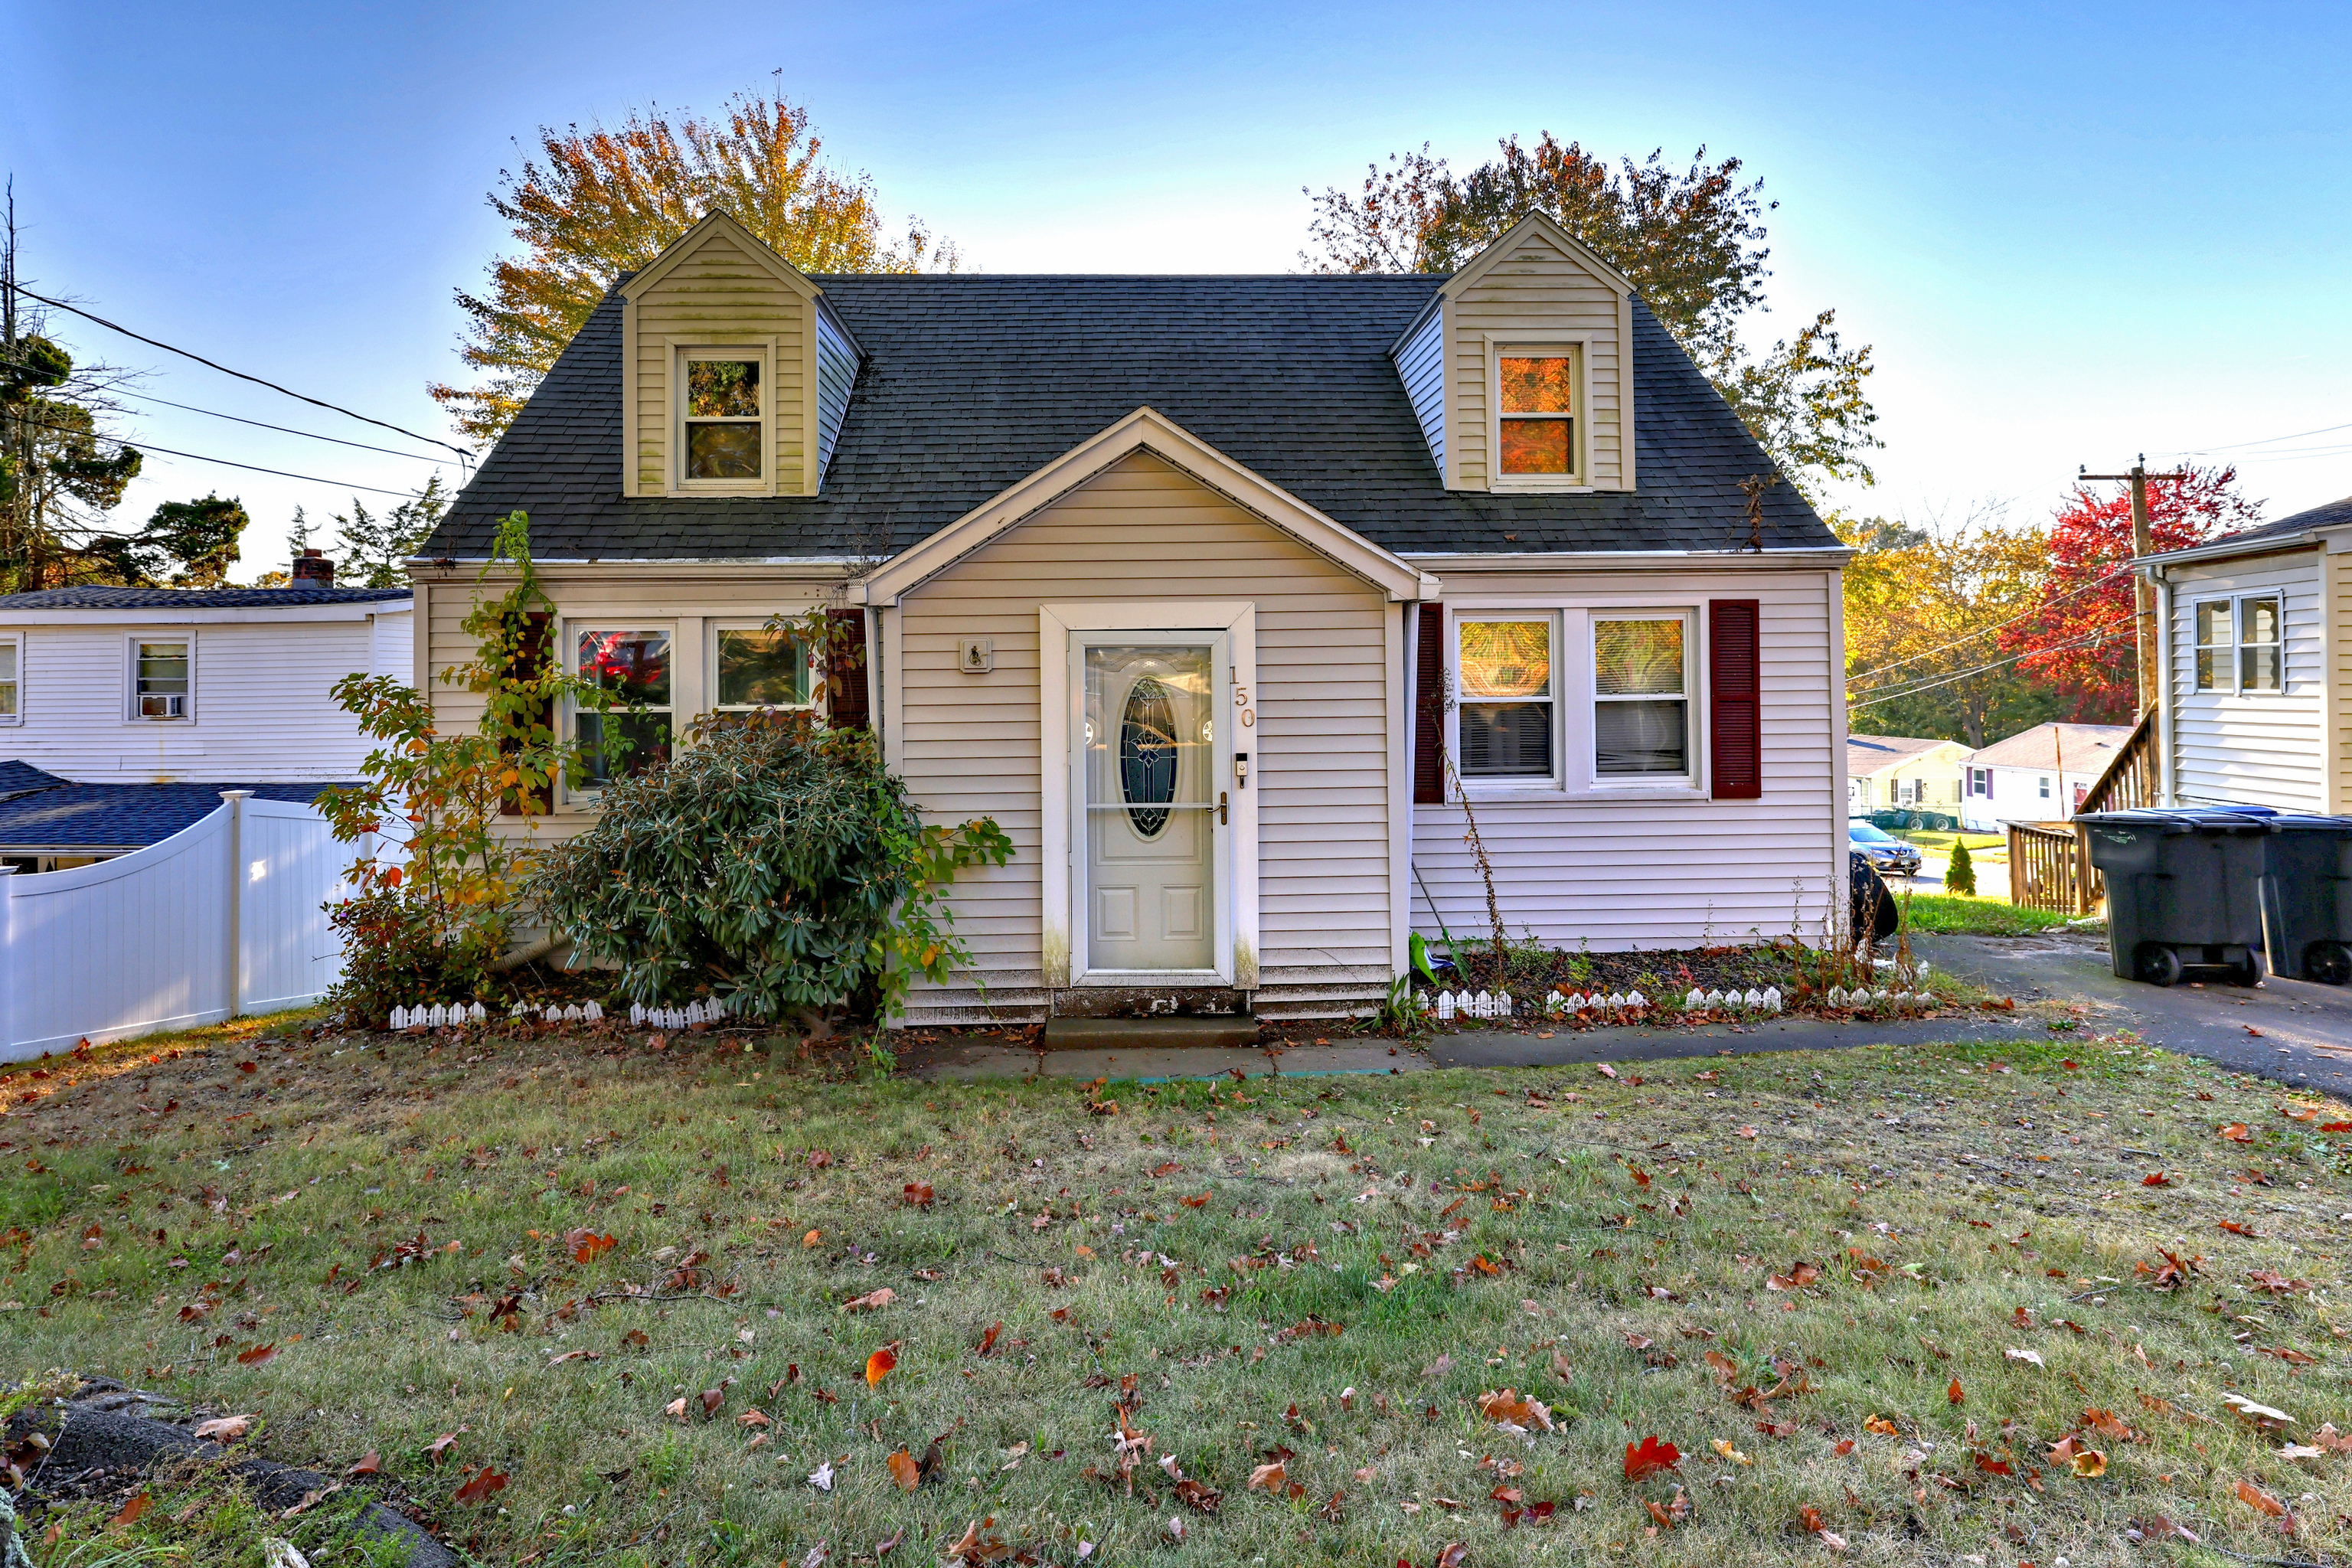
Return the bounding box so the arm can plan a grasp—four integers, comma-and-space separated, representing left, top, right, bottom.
828, 609, 871, 731
1708, 599, 1762, 799
1413, 603, 1446, 804
499, 611, 555, 816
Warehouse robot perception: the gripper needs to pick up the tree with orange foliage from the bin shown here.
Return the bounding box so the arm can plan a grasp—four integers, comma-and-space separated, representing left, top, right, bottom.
431, 87, 952, 444
2001, 466, 2262, 722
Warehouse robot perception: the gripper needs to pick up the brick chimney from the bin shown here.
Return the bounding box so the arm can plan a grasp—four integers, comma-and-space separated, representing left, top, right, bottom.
291, 548, 335, 586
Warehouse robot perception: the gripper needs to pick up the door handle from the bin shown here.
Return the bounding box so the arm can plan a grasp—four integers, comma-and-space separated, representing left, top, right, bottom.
1218, 791, 1228, 825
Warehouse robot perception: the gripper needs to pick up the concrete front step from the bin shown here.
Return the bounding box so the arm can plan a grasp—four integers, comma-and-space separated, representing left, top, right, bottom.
1040, 1015, 1263, 1051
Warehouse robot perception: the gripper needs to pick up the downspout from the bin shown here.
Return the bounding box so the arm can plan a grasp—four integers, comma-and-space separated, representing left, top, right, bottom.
1400, 596, 1421, 971
2153, 564, 2175, 806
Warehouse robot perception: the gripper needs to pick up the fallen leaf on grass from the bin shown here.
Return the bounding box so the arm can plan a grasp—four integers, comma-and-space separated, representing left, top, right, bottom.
2004, 1348, 2045, 1368
867, 1347, 897, 1387
2220, 1220, 2262, 1237
345, 1452, 381, 1478
1712, 1439, 1752, 1465
563, 1228, 616, 1263
737, 1408, 771, 1429
808, 1461, 835, 1492
2315, 1423, 2352, 1453
2236, 1479, 2286, 1517
1247, 1461, 1287, 1493
426, 1432, 459, 1464
108, 1492, 152, 1528
1862, 1416, 1900, 1436
2223, 1393, 2296, 1430
2218, 1122, 2253, 1142
887, 1447, 923, 1491
2142, 1171, 2172, 1187
1595, 1063, 1617, 1080
547, 1350, 601, 1367
1180, 1192, 1210, 1208
2279, 1443, 2327, 1461
903, 1182, 935, 1207
1623, 1434, 1680, 1481
841, 1287, 896, 1312
452, 1467, 506, 1505
976, 1321, 1003, 1357
194, 1414, 253, 1442
1477, 1389, 1555, 1432
236, 1342, 278, 1367
1798, 1505, 1847, 1551
1736, 1126, 1759, 1139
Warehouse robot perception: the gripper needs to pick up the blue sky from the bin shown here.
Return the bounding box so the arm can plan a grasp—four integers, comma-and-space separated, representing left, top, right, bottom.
8, 0, 2347, 580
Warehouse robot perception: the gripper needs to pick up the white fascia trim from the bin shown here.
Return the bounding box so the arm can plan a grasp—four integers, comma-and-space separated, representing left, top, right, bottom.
410, 557, 864, 570
851, 406, 1436, 606
2139, 532, 2322, 573
0, 603, 399, 627
1402, 547, 1854, 570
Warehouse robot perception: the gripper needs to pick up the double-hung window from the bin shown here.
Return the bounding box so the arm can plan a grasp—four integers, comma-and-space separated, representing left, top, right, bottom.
132, 638, 191, 720
573, 627, 673, 788
1495, 349, 1579, 483
1456, 617, 1554, 778
1592, 616, 1690, 778
710, 625, 812, 712
0, 635, 18, 722
680, 351, 764, 485
2194, 594, 2284, 693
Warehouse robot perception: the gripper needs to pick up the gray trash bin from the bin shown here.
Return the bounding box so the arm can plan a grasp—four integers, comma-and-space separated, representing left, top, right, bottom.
2258, 815, 2352, 984
2079, 808, 2273, 986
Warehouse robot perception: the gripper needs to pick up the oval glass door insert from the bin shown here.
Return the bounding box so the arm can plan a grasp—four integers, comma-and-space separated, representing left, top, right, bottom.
1119, 676, 1178, 836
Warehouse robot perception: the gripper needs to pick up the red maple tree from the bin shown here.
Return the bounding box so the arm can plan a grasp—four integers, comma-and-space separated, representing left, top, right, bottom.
2002, 465, 2262, 721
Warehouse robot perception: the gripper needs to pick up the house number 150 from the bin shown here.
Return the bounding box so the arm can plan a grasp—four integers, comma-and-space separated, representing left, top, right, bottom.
1233, 684, 1255, 727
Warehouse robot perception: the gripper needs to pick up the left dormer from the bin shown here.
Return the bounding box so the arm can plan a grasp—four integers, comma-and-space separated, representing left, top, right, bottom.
619, 211, 861, 498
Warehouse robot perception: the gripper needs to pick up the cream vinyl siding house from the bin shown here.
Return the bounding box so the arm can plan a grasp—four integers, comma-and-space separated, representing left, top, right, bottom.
1847, 734, 1969, 812
0, 586, 412, 783
416, 211, 1849, 1025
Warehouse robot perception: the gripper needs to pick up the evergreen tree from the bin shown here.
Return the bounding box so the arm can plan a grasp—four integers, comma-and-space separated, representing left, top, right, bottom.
335, 475, 447, 588
1945, 838, 1977, 897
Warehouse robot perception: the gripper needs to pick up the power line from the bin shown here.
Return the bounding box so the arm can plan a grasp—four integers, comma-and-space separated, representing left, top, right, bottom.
8, 411, 422, 498
1841, 559, 2137, 684
5, 281, 472, 462
119, 390, 465, 466
1847, 617, 2131, 711
2160, 418, 2352, 456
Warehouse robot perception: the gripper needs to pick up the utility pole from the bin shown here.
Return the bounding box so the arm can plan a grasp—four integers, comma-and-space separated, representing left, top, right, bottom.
2079, 456, 2187, 713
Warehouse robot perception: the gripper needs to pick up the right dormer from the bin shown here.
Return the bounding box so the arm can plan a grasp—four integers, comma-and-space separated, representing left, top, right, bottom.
1390, 211, 1636, 493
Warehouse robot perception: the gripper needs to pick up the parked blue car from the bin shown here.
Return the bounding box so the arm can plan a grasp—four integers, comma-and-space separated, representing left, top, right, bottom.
1848, 819, 1923, 878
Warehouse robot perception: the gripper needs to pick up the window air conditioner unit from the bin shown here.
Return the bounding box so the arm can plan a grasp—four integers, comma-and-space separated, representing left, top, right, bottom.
140, 694, 185, 718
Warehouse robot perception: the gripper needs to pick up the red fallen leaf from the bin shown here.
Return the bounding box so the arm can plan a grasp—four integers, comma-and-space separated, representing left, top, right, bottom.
1151, 1161, 1181, 1178
2142, 1171, 2172, 1187
2280, 1105, 2318, 1122
1181, 1192, 1210, 1207
453, 1466, 508, 1504
347, 1451, 381, 1477
841, 1287, 897, 1312
2321, 1121, 2352, 1132
700, 1388, 725, 1418
237, 1061, 257, 1074
1833, 1439, 1855, 1455
887, 1446, 922, 1491
903, 1182, 935, 1207
2218, 1123, 2253, 1142
807, 1149, 835, 1168
1628, 1167, 1651, 1187
1645, 1498, 1677, 1530
867, 1347, 897, 1387
2246, 1269, 2309, 1295
109, 1491, 152, 1527
426, 1432, 459, 1465
976, 1321, 1003, 1356
1624, 1434, 1680, 1481
1973, 1452, 2014, 1475
1435, 1545, 1470, 1568
620, 1328, 649, 1348
236, 1342, 277, 1367
2220, 1220, 2261, 1237
1948, 1380, 1965, 1406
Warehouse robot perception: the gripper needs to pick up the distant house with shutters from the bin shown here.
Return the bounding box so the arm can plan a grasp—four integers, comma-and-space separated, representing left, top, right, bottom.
412, 210, 1851, 1024
1958, 721, 2133, 830
1846, 733, 1970, 815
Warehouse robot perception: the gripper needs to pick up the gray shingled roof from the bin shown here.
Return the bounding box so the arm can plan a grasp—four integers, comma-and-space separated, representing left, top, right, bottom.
0, 781, 341, 854
422, 274, 1836, 561
0, 586, 412, 610
2190, 492, 2352, 554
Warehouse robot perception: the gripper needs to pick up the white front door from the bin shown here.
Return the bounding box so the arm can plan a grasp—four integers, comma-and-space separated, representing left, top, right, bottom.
1082, 641, 1218, 973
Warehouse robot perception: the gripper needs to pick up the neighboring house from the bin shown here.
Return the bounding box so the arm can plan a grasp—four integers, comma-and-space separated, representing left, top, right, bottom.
413, 210, 1851, 1024
1846, 734, 1968, 813
2135, 492, 2352, 812
1958, 722, 2132, 829
0, 559, 410, 870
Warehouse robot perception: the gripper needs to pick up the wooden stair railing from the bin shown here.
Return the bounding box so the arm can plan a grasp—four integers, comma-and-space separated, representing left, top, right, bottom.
2078, 707, 2158, 815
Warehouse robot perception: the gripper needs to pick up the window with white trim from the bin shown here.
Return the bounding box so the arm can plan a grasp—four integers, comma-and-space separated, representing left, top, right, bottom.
1455, 616, 1555, 779
572, 626, 673, 789
1592, 615, 1690, 779
0, 635, 18, 722
2194, 593, 2285, 693
679, 351, 765, 486
710, 624, 812, 711
1968, 766, 1991, 796
1494, 346, 1581, 486
131, 637, 191, 720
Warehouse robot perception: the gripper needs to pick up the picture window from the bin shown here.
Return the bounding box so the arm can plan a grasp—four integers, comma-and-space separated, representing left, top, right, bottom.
713, 626, 811, 710
573, 628, 673, 787
1592, 617, 1688, 776
1455, 618, 1553, 777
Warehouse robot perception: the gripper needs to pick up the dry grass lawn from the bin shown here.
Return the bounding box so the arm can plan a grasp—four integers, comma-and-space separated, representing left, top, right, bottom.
2, 1015, 2348, 1567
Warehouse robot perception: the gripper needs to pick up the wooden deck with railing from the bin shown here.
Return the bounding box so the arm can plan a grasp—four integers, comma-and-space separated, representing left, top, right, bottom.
2005, 708, 2158, 913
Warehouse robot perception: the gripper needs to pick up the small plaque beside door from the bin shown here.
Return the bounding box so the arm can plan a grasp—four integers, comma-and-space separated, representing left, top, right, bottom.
959, 637, 995, 674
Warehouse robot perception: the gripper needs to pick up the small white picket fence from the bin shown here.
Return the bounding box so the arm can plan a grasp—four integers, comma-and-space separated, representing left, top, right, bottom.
381, 997, 737, 1032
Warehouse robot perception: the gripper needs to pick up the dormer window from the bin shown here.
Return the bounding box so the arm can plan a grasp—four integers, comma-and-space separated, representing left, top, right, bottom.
1495, 348, 1582, 486
681, 351, 765, 485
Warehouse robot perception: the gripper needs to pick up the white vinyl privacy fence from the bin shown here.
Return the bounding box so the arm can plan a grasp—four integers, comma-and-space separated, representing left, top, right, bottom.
0, 791, 376, 1060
